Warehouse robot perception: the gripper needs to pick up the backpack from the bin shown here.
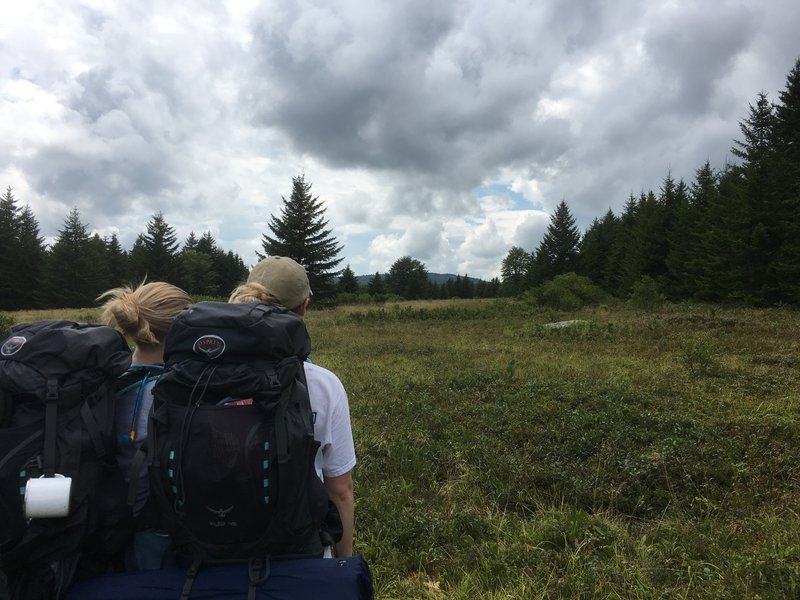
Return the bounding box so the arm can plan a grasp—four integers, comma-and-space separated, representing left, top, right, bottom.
148, 302, 329, 568
0, 320, 132, 599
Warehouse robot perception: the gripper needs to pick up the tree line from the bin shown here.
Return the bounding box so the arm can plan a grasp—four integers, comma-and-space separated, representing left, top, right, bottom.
501, 58, 800, 306
0, 201, 248, 310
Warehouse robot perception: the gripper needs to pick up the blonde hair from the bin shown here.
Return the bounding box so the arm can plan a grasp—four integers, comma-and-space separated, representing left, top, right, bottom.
228, 281, 280, 305
98, 281, 192, 347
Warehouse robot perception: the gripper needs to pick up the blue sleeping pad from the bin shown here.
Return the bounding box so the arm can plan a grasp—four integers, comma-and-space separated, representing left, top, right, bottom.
65, 556, 374, 600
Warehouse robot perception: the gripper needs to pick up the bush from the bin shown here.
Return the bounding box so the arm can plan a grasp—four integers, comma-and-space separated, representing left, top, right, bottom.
628, 276, 666, 311
533, 273, 606, 311
0, 313, 14, 336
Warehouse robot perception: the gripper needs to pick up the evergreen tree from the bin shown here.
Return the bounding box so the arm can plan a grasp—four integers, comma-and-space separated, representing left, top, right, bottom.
621, 191, 666, 291
338, 265, 360, 294
659, 174, 689, 298
456, 274, 475, 298
180, 231, 221, 295
104, 233, 130, 287
731, 92, 780, 303
260, 175, 344, 302
699, 164, 751, 301
770, 58, 800, 303
87, 233, 113, 294
500, 246, 531, 296
0, 187, 20, 309
386, 256, 428, 299
530, 200, 581, 284
0, 190, 46, 309
216, 250, 249, 297
603, 195, 638, 296
578, 210, 618, 291
183, 231, 200, 252
667, 162, 717, 299
180, 249, 216, 296
486, 277, 502, 297
45, 208, 98, 308
15, 204, 46, 308
367, 272, 385, 295
130, 212, 182, 284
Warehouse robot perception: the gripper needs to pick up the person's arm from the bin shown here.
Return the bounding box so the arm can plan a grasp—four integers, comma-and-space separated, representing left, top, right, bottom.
325, 471, 354, 557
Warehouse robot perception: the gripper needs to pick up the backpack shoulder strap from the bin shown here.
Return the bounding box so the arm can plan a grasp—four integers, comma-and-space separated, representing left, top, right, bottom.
116, 365, 164, 444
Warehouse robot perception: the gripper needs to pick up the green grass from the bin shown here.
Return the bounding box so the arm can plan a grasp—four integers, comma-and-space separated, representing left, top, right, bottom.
5, 299, 800, 598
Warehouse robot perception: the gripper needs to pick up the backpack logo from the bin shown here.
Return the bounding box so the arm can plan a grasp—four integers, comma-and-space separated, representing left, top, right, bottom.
193, 335, 226, 359
207, 505, 237, 527
1, 335, 27, 356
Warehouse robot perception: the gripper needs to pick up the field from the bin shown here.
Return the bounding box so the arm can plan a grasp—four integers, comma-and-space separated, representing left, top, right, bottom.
4, 299, 800, 598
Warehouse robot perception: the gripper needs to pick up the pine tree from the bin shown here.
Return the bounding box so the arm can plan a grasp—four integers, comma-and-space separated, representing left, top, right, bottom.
45, 208, 98, 308
180, 231, 221, 295
530, 200, 581, 284
0, 187, 20, 309
731, 92, 781, 303
260, 175, 343, 303
104, 233, 130, 287
667, 162, 718, 299
183, 231, 200, 252
367, 272, 385, 295
578, 210, 618, 291
337, 265, 360, 294
605, 195, 638, 296
130, 212, 182, 284
14, 204, 46, 308
770, 58, 800, 303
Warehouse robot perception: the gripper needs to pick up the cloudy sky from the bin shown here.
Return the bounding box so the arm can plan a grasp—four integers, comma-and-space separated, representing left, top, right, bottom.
1, 1, 798, 279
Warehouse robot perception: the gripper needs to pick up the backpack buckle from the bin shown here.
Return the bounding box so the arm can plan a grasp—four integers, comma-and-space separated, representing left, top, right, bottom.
46, 380, 59, 402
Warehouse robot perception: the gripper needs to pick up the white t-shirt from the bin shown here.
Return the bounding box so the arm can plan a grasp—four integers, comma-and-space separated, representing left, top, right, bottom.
304, 361, 357, 481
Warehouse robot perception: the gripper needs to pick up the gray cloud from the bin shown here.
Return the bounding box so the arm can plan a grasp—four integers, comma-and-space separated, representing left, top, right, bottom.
1, 0, 798, 279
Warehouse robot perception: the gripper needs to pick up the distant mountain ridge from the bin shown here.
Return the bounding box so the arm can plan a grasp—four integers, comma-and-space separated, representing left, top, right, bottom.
353, 273, 486, 285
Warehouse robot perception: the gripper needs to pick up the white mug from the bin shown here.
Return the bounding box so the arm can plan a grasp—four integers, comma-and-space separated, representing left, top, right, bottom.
24, 474, 72, 518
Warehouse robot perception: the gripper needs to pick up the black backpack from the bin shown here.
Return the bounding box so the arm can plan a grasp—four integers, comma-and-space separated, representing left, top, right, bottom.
0, 320, 132, 599
148, 302, 329, 567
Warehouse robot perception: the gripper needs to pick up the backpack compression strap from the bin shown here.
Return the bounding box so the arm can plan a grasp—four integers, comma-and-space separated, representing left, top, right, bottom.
43, 380, 59, 477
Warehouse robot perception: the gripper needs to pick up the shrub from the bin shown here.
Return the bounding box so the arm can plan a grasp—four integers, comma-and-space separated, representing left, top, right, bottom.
535, 273, 606, 311
629, 276, 666, 311
0, 313, 14, 336
678, 334, 722, 377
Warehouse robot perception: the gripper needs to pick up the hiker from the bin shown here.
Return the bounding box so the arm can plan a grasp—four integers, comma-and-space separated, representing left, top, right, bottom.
98, 281, 192, 570
229, 256, 357, 557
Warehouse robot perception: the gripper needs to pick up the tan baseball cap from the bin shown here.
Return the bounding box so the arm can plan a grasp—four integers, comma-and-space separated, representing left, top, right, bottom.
247, 256, 312, 310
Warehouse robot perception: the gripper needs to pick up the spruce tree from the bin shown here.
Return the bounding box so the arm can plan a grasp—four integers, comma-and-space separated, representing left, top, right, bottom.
731, 92, 780, 303
337, 265, 360, 294
667, 162, 718, 299
530, 200, 581, 284
0, 188, 21, 309
45, 208, 97, 308
104, 233, 130, 287
770, 58, 800, 303
130, 212, 182, 284
260, 175, 343, 303
578, 210, 618, 291
367, 272, 385, 295
15, 205, 46, 308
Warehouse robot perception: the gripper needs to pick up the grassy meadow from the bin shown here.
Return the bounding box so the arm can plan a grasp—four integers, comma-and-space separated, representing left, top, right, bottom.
3, 299, 800, 598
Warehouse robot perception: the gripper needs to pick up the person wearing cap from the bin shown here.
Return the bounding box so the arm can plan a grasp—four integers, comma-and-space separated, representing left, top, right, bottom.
228, 257, 356, 558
